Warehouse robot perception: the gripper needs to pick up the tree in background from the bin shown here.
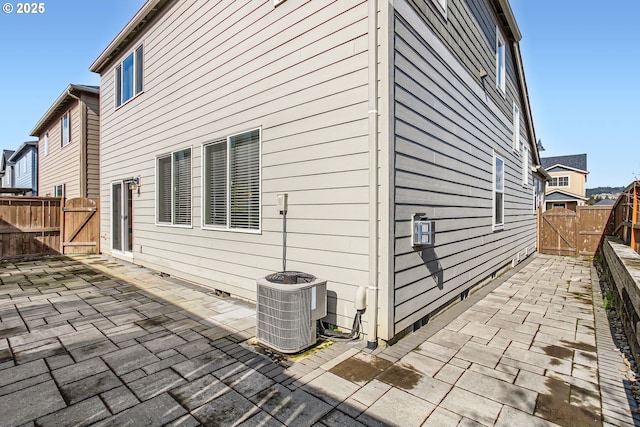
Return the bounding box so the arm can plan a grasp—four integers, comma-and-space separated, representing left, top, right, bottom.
587, 195, 603, 206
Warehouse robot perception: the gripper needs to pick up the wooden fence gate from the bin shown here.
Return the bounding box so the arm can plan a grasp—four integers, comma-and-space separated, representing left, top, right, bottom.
539, 206, 613, 256
540, 208, 577, 256
62, 197, 100, 255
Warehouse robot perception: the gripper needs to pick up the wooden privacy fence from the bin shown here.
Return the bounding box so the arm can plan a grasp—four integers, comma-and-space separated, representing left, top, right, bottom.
0, 197, 61, 259
0, 197, 99, 260
539, 205, 614, 256
611, 180, 640, 254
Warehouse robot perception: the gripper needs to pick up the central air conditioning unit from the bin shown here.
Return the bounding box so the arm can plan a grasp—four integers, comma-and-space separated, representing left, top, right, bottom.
256, 272, 327, 353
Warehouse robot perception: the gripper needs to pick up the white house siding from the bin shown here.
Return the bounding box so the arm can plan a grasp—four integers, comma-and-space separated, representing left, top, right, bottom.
391, 1, 536, 334
38, 101, 82, 198
99, 0, 371, 328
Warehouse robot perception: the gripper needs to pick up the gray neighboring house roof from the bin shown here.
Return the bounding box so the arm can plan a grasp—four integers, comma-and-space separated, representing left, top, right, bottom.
595, 198, 616, 206
1, 150, 15, 172
8, 141, 38, 162
546, 190, 587, 202
541, 154, 587, 173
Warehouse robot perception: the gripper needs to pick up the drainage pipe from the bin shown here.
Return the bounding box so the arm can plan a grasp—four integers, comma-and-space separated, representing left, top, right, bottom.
66, 89, 87, 198
366, 0, 379, 349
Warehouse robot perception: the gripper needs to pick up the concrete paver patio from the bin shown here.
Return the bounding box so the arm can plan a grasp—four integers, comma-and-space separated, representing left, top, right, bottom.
0, 253, 638, 426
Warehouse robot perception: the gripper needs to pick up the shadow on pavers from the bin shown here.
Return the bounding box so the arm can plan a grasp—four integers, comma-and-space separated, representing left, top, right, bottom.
0, 254, 386, 427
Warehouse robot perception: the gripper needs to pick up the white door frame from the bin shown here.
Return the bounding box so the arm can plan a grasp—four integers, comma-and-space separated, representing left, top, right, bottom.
110, 180, 134, 261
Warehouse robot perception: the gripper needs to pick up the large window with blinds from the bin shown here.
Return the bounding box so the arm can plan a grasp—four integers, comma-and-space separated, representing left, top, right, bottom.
156, 148, 191, 226
203, 128, 260, 231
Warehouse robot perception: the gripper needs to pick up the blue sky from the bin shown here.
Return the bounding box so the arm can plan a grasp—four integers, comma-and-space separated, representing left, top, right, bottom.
0, 0, 145, 145
511, 0, 640, 188
0, 0, 637, 188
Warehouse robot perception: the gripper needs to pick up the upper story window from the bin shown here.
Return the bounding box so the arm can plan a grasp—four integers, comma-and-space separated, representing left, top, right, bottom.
61, 111, 71, 147
44, 133, 49, 156
496, 29, 506, 94
512, 103, 520, 152
115, 45, 144, 107
494, 154, 504, 229
16, 157, 24, 177
550, 176, 569, 187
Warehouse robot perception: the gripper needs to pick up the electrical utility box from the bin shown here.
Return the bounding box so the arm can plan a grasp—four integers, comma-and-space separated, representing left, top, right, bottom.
277, 193, 288, 214
412, 214, 435, 247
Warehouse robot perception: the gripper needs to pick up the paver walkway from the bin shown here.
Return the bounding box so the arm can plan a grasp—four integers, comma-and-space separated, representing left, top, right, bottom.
0, 253, 638, 426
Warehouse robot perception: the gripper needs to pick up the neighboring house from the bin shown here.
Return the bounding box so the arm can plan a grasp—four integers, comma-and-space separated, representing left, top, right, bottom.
30, 84, 100, 199
595, 198, 615, 206
8, 141, 38, 195
0, 150, 15, 189
541, 154, 588, 211
90, 0, 545, 344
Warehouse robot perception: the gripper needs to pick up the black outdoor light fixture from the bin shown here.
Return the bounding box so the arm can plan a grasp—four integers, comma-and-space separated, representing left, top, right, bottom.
128, 177, 141, 194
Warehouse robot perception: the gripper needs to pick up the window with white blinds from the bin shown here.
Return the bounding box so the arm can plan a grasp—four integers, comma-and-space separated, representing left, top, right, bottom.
203, 128, 260, 231
204, 140, 227, 226
156, 148, 191, 226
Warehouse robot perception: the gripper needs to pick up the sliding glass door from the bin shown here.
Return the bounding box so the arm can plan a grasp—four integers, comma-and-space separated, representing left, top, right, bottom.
112, 181, 133, 254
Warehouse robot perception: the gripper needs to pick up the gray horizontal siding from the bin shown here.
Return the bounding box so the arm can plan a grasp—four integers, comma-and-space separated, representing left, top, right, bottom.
406, 0, 518, 122
13, 149, 37, 191
392, 4, 536, 334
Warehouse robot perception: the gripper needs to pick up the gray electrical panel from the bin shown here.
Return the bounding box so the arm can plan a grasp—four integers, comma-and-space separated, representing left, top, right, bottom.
412, 214, 435, 247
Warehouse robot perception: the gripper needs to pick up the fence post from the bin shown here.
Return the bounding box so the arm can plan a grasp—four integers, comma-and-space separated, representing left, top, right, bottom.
96, 197, 100, 254
59, 197, 65, 254
632, 184, 638, 251
537, 206, 541, 253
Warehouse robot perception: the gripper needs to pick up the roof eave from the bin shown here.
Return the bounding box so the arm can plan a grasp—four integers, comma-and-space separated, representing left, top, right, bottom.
30, 84, 99, 137
505, 6, 542, 175
534, 165, 552, 181
89, 0, 169, 73
546, 190, 588, 201
495, 0, 522, 42
546, 164, 589, 175
8, 141, 38, 162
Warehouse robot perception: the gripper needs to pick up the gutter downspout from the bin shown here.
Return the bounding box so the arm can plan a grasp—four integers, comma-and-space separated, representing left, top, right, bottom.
66, 89, 87, 198
367, 0, 379, 349
512, 42, 539, 166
